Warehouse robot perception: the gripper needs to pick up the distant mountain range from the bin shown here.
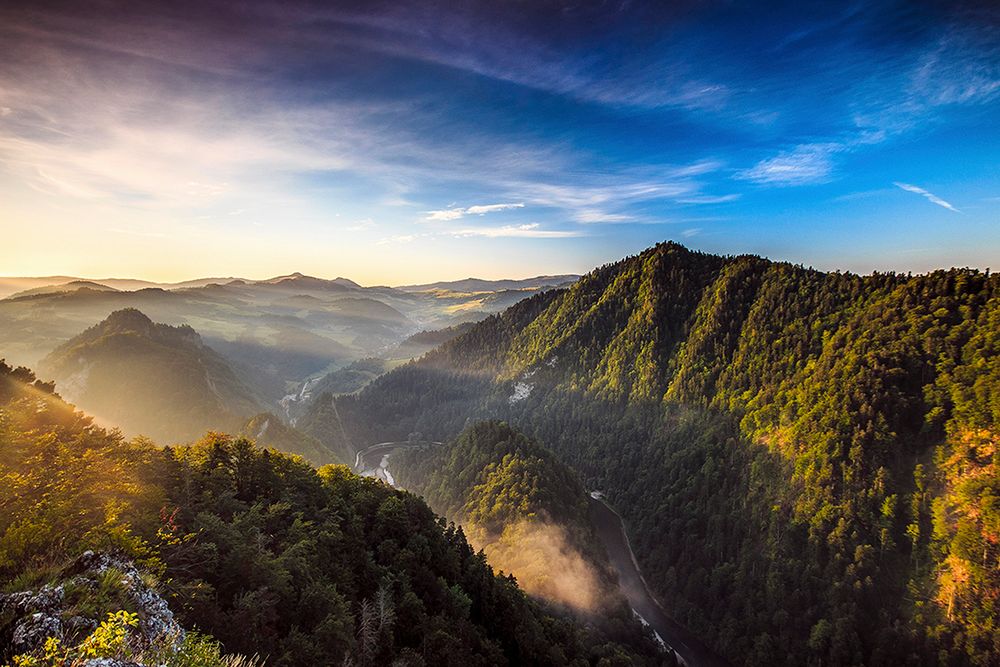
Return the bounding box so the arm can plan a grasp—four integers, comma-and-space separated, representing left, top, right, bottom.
0, 275, 244, 298
398, 275, 580, 293
0, 273, 579, 299
0, 272, 578, 409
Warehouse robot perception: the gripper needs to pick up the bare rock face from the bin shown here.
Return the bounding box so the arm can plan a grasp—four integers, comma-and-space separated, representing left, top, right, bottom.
1, 585, 66, 653
0, 551, 185, 665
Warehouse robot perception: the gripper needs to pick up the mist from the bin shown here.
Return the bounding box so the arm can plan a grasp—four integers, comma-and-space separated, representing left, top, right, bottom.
467, 518, 604, 614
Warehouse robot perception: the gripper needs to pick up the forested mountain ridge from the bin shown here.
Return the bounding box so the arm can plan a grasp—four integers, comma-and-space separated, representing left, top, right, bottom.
318, 242, 1000, 665
0, 361, 669, 666
39, 308, 265, 443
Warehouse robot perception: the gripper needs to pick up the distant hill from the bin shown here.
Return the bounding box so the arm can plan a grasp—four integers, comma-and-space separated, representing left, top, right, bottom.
310, 358, 388, 396
391, 322, 478, 360
256, 272, 354, 292
397, 275, 579, 293
0, 272, 580, 401
39, 308, 264, 442
257, 272, 363, 290
8, 280, 119, 299
0, 276, 245, 299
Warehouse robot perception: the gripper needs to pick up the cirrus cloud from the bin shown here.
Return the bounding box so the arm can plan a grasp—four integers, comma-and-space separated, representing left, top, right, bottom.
893, 182, 960, 212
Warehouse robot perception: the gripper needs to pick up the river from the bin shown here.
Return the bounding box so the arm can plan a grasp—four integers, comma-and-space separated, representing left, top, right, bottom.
588, 494, 731, 667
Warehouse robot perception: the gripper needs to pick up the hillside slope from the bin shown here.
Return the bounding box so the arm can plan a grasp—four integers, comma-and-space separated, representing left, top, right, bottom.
39, 308, 265, 442
240, 411, 340, 465
320, 242, 1000, 665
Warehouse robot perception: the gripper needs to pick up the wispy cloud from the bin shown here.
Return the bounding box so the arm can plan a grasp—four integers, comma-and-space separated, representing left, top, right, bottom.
505, 161, 722, 222
344, 218, 377, 231
675, 194, 741, 204
311, 7, 732, 113
893, 182, 960, 212
574, 211, 634, 224
453, 223, 582, 238
465, 203, 523, 215
737, 144, 841, 186
377, 233, 420, 245
0, 11, 729, 234
739, 13, 1000, 189
425, 202, 523, 221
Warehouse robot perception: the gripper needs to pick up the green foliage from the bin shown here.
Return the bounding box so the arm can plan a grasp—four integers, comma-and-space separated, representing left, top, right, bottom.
167, 633, 265, 667
5, 611, 139, 666
77, 610, 139, 659
396, 421, 588, 533
395, 421, 663, 653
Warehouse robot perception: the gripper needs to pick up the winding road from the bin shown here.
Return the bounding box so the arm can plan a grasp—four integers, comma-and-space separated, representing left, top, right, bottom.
353, 440, 442, 484
588, 494, 731, 667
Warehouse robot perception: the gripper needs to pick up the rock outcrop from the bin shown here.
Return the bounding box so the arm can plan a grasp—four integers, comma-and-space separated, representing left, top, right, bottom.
0, 551, 184, 666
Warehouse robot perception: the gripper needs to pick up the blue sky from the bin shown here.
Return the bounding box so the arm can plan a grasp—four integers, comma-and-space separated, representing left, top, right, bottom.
0, 0, 997, 283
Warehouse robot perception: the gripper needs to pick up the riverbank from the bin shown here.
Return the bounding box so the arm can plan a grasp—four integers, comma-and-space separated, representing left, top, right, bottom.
588, 494, 731, 667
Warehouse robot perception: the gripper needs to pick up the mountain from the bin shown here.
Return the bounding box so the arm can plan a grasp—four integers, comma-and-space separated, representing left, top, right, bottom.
0, 360, 668, 666
280, 324, 480, 426
259, 272, 363, 290
316, 242, 1000, 666
392, 322, 479, 359
398, 275, 580, 293
39, 309, 265, 443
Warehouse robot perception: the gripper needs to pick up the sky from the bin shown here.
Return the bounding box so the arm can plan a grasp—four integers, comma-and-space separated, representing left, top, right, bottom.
0, 0, 998, 285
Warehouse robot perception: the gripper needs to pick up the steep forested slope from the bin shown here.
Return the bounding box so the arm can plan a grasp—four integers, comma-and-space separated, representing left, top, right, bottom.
317, 242, 1000, 665
0, 361, 667, 666
240, 411, 339, 465
394, 421, 638, 620
39, 309, 265, 443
